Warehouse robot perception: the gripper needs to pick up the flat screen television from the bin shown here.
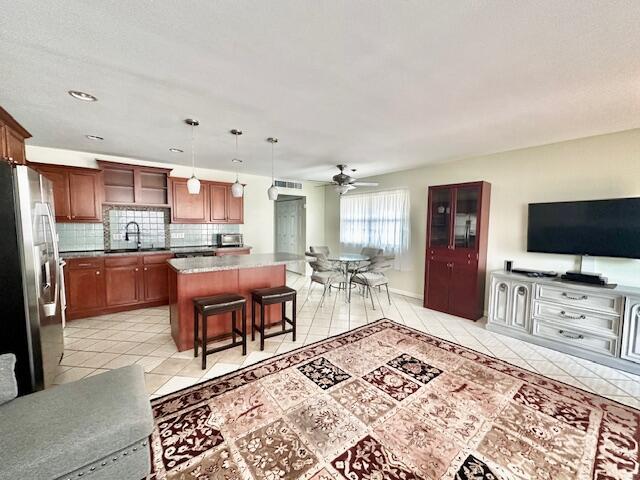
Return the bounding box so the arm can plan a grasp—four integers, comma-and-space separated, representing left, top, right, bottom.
527, 197, 640, 259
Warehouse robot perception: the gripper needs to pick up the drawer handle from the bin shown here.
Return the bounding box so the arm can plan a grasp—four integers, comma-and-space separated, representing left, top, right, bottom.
77, 263, 92, 267
499, 284, 507, 292
517, 287, 527, 296
558, 329, 584, 340
562, 292, 588, 301
559, 310, 586, 320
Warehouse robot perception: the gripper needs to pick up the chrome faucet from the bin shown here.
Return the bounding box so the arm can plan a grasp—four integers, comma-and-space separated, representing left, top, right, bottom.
124, 221, 142, 250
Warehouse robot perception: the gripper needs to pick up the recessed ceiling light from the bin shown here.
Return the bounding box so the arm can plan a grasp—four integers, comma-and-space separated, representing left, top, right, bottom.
85, 135, 104, 141
68, 90, 98, 102
169, 148, 183, 153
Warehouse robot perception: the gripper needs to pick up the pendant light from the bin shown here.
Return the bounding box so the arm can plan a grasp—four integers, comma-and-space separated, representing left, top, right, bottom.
267, 137, 279, 200
185, 119, 201, 194
230, 129, 244, 198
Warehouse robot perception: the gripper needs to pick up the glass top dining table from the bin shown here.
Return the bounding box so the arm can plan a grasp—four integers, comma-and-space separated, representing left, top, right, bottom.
327, 253, 370, 302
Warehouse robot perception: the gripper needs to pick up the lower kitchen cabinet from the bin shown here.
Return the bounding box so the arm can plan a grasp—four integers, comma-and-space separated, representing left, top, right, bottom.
65, 253, 172, 320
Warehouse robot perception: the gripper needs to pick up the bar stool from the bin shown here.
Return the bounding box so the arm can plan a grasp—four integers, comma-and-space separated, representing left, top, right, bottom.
193, 293, 246, 370
251, 286, 297, 351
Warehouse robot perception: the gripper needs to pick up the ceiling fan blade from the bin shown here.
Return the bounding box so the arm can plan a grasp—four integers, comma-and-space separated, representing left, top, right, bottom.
351, 182, 379, 187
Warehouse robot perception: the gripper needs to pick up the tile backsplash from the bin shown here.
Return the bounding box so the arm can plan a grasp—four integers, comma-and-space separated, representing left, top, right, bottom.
57, 205, 241, 252
57, 223, 104, 252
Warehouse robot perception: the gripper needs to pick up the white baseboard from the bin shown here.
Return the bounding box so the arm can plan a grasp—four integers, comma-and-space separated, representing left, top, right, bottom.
388, 287, 423, 300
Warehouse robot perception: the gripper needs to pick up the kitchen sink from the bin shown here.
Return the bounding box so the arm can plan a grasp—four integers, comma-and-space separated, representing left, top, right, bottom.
104, 247, 169, 254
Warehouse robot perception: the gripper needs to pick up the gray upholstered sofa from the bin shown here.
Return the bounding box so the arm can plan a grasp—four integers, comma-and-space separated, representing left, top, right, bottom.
0, 358, 154, 480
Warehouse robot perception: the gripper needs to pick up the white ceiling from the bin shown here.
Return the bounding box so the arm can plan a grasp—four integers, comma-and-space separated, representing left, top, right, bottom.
1, 1, 639, 181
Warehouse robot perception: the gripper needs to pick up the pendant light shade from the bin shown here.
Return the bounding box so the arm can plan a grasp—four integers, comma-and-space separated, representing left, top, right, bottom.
267, 137, 279, 201
230, 130, 244, 198
187, 175, 201, 194
185, 118, 200, 195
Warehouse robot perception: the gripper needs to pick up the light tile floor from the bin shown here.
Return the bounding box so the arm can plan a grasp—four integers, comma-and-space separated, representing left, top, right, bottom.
55, 273, 640, 408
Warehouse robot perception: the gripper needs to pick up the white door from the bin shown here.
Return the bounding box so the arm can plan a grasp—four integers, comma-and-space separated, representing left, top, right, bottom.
275, 198, 305, 274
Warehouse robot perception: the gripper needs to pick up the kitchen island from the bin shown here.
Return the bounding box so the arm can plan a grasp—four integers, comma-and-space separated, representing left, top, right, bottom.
167, 253, 304, 351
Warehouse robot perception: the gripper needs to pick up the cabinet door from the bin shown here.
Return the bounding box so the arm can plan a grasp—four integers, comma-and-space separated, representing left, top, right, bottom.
66, 268, 105, 312
509, 283, 532, 332
227, 186, 244, 223
449, 260, 479, 318
210, 184, 228, 222
425, 258, 451, 312
428, 187, 453, 251
143, 264, 169, 302
69, 171, 102, 221
105, 266, 142, 306
453, 185, 481, 253
38, 168, 72, 221
622, 298, 640, 364
5, 128, 26, 164
489, 279, 510, 325
171, 179, 208, 223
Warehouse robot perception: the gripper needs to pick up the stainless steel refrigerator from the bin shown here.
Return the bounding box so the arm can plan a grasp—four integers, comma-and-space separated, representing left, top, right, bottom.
0, 161, 64, 395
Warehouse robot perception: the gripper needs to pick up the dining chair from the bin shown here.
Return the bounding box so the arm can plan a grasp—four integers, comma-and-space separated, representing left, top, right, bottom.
349, 254, 395, 309
310, 246, 331, 257
305, 251, 342, 306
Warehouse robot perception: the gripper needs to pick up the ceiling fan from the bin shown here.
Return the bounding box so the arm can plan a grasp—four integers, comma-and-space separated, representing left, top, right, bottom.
325, 164, 379, 194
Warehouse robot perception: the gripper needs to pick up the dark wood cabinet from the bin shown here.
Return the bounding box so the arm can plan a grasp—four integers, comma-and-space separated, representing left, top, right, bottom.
66, 253, 172, 320
104, 257, 142, 307
424, 181, 490, 320
65, 258, 106, 317
0, 106, 31, 165
170, 178, 244, 224
209, 184, 228, 222
171, 178, 208, 223
32, 163, 102, 222
98, 161, 171, 207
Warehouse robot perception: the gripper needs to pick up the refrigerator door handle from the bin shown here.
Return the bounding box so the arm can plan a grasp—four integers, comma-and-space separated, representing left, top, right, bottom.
40, 202, 59, 317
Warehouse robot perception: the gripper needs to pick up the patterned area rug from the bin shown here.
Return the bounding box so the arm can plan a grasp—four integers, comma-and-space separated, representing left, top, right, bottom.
149, 319, 640, 480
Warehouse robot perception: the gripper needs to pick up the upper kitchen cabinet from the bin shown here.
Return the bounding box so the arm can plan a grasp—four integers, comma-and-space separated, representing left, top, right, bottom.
170, 178, 244, 224
32, 163, 103, 222
0, 106, 31, 166
98, 161, 171, 207
170, 178, 208, 223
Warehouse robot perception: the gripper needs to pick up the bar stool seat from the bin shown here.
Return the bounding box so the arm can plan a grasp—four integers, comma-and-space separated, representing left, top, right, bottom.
194, 293, 246, 370
251, 286, 297, 351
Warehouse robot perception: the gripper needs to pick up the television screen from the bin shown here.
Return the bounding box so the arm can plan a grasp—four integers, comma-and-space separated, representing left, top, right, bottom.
527, 197, 640, 259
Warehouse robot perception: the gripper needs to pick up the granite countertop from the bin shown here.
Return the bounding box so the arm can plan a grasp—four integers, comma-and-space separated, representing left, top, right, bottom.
168, 252, 305, 274
60, 245, 252, 259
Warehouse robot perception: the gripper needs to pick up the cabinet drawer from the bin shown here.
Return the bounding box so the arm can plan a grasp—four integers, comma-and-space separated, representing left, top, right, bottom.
105, 256, 140, 267
533, 319, 618, 357
532, 301, 621, 336
66, 257, 104, 269
143, 254, 173, 265
535, 284, 622, 315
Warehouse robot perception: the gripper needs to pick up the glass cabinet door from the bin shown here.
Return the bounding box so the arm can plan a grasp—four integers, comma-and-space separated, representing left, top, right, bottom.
454, 186, 480, 249
429, 188, 452, 247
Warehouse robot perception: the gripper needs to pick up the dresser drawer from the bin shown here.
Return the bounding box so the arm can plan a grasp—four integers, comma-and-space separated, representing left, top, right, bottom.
535, 284, 622, 315
532, 301, 621, 336
533, 319, 618, 357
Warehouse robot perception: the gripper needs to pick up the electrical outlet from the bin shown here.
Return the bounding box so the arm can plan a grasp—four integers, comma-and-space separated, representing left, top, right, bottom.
112, 233, 124, 240
171, 232, 185, 239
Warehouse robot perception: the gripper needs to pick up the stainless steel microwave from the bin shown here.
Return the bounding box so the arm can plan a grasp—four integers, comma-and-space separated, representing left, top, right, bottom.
216, 233, 243, 247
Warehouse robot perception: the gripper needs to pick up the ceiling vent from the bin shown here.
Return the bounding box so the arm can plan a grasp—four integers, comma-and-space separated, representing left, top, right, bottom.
274, 179, 303, 190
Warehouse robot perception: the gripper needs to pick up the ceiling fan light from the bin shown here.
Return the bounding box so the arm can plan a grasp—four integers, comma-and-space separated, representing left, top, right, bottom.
187, 175, 201, 195
335, 184, 351, 195
231, 180, 244, 198
268, 184, 279, 201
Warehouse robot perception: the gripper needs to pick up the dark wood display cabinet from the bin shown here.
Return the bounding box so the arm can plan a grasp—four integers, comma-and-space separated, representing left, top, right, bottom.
424, 181, 491, 320
98, 160, 172, 207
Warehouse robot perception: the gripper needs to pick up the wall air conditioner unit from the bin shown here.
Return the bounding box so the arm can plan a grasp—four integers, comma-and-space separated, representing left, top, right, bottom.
274, 179, 303, 190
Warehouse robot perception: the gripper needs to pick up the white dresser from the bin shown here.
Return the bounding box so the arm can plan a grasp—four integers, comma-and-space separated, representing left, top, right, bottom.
487, 271, 640, 374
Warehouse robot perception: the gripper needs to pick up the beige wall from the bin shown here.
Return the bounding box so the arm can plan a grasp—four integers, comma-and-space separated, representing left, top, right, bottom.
325, 128, 640, 298
26, 146, 326, 254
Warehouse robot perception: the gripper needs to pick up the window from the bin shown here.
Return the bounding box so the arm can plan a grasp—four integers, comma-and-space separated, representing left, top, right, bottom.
340, 188, 411, 269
